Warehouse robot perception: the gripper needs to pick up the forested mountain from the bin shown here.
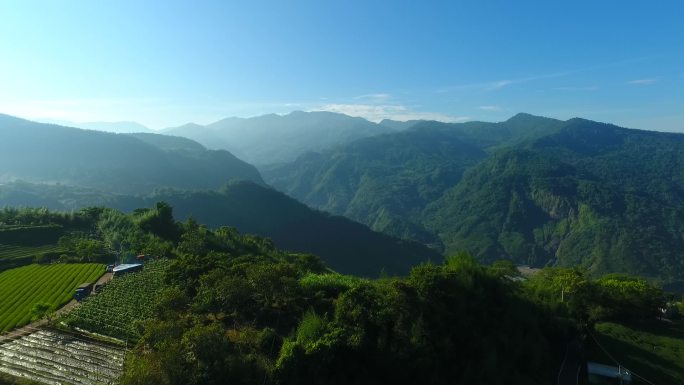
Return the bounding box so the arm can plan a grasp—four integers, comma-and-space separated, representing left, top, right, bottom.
264, 113, 563, 247
0, 114, 263, 194
378, 118, 423, 131
265, 114, 684, 283
163, 111, 394, 165
0, 181, 439, 276
263, 124, 490, 248
125, 132, 206, 154
145, 182, 440, 276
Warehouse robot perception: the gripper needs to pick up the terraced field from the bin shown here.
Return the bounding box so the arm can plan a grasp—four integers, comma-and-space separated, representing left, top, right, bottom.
0, 264, 105, 332
0, 244, 63, 262
0, 329, 124, 385
63, 259, 169, 341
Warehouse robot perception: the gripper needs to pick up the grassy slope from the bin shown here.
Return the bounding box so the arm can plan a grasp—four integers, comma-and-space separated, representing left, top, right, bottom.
588, 320, 684, 385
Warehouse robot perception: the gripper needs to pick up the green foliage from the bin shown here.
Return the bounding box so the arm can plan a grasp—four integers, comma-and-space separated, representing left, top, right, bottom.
588, 320, 684, 385
0, 263, 104, 331
524, 268, 665, 323
299, 273, 364, 297
132, 201, 181, 242
275, 260, 563, 385
62, 259, 169, 341
294, 310, 327, 347
122, 240, 570, 385
30, 302, 52, 323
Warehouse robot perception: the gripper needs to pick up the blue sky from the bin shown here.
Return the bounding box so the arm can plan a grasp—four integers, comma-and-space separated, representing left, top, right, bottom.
0, 0, 682, 130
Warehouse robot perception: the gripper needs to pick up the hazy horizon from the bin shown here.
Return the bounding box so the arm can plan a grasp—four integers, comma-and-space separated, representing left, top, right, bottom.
9, 109, 683, 135
0, 1, 681, 131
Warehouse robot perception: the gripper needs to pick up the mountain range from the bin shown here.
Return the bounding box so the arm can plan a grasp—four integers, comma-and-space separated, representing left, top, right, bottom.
162, 111, 402, 165
38, 118, 154, 134
265, 113, 684, 283
0, 114, 263, 194
3, 111, 684, 283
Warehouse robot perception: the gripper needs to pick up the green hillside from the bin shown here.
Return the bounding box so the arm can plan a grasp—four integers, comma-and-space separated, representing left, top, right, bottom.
0, 114, 263, 194
588, 320, 684, 385
428, 120, 684, 281
0, 182, 439, 277
142, 182, 441, 276
265, 114, 684, 283
263, 125, 489, 247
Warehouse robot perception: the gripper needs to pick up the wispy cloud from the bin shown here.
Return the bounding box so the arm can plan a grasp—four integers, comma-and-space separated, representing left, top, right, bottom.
352, 93, 392, 102
553, 86, 599, 91
438, 57, 657, 94
314, 103, 468, 123
628, 78, 658, 85
438, 71, 574, 94
489, 80, 514, 90
479, 105, 502, 111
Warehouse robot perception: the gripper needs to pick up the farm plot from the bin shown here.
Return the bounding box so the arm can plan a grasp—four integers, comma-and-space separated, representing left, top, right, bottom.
0, 264, 104, 332
0, 329, 124, 385
0, 245, 63, 261
0, 245, 64, 271
63, 259, 169, 342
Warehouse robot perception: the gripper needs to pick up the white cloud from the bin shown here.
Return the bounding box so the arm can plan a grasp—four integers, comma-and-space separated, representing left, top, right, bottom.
352, 93, 392, 102
479, 105, 502, 111
628, 78, 658, 85
490, 80, 513, 90
314, 103, 469, 123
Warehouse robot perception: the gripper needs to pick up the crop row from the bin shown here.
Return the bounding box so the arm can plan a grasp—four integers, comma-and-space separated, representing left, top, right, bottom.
0, 263, 105, 332
63, 259, 169, 341
0, 329, 124, 385
0, 244, 63, 261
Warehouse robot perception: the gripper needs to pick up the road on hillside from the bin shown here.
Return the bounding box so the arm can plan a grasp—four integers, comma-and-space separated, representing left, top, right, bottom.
558, 341, 583, 385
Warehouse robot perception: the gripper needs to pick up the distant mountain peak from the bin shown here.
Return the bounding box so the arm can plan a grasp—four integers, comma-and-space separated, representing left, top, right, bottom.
505, 112, 550, 123
163, 110, 393, 165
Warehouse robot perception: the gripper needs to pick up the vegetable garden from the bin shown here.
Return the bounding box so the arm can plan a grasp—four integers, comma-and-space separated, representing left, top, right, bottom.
63, 259, 169, 342
0, 263, 104, 332
0, 329, 124, 385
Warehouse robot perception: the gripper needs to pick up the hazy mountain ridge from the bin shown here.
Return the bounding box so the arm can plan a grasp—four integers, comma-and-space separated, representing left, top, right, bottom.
38, 118, 154, 134
0, 114, 264, 194
163, 111, 396, 165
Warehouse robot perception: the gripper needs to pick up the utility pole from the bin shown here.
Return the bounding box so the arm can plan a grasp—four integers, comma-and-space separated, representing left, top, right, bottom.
619, 365, 623, 385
